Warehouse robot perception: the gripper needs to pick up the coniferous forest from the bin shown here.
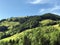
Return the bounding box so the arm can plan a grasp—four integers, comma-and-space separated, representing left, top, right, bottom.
0, 13, 60, 45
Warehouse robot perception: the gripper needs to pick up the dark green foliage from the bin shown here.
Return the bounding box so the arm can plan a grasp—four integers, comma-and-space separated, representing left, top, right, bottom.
0, 19, 6, 22
1, 33, 11, 39
47, 21, 57, 26
0, 26, 8, 32
23, 36, 31, 45
7, 17, 28, 23
41, 37, 50, 45
41, 13, 60, 20
20, 18, 39, 32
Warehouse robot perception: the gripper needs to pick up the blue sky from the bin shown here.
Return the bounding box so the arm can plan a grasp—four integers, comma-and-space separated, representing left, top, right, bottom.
0, 0, 60, 19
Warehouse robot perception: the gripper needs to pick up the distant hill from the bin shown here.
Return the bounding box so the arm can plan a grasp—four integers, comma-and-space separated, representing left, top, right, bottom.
0, 13, 60, 45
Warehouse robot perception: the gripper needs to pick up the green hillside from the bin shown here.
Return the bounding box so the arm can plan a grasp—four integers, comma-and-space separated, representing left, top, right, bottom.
0, 13, 60, 45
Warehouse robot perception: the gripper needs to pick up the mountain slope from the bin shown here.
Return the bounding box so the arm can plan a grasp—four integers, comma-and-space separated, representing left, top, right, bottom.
0, 13, 60, 45
0, 26, 60, 45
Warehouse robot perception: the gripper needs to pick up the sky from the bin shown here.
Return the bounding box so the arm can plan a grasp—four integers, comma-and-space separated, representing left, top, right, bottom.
0, 0, 60, 19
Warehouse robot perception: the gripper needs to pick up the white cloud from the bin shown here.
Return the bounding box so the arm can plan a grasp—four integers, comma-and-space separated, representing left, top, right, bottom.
50, 5, 60, 11
29, 0, 47, 4
29, 0, 41, 4
39, 5, 60, 15
29, 0, 57, 4
39, 9, 45, 12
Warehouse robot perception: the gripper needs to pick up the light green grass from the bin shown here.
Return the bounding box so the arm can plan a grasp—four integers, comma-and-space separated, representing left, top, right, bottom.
40, 19, 53, 26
